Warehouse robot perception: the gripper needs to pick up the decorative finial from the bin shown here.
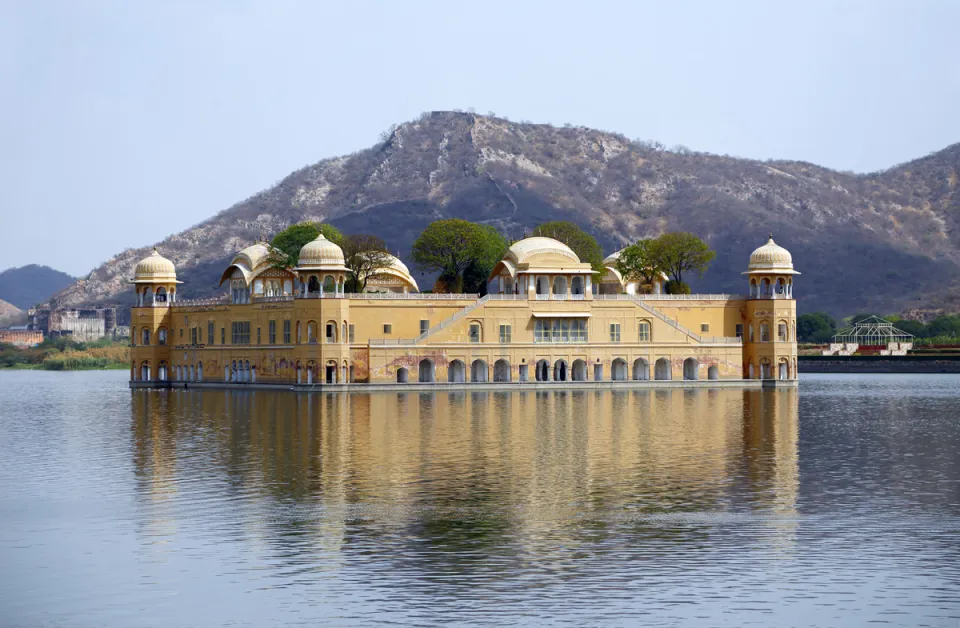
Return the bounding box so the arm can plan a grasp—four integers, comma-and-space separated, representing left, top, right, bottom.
152, 247, 159, 255
768, 233, 774, 241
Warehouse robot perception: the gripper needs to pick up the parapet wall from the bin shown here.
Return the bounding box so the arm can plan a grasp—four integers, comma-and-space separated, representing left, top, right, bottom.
0, 330, 44, 347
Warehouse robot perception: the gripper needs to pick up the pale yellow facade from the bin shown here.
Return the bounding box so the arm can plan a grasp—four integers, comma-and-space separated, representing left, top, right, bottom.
129, 235, 799, 387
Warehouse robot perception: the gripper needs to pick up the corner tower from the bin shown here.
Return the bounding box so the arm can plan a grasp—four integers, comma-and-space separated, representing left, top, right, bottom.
129, 249, 181, 383
742, 236, 799, 381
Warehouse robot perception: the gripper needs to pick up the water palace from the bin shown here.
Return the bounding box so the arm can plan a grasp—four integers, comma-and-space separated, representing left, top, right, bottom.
128, 234, 799, 389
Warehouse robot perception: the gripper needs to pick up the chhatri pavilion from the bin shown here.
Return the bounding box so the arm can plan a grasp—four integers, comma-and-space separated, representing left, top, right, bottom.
128, 234, 798, 388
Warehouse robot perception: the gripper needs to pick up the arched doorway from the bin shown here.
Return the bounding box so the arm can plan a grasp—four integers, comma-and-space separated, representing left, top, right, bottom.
708, 365, 719, 380
632, 358, 649, 381
326, 361, 337, 384
779, 359, 789, 380
553, 359, 568, 382
140, 362, 150, 381
535, 359, 550, 381
397, 367, 409, 383
536, 277, 549, 295
683, 358, 698, 380
471, 359, 488, 383
611, 358, 628, 381
158, 361, 167, 380
655, 358, 672, 380
197, 362, 203, 382
493, 359, 511, 382
419, 359, 435, 383
571, 359, 588, 381
448, 360, 466, 383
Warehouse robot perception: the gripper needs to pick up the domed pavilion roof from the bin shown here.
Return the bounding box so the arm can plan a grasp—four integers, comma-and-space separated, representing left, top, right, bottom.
295, 233, 347, 272
131, 248, 180, 283
744, 236, 800, 275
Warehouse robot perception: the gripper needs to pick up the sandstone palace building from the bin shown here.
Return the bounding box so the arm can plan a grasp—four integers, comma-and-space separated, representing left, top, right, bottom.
128, 234, 799, 389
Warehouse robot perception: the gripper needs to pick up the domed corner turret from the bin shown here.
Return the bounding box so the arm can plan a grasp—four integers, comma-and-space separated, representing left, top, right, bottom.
743, 235, 799, 300
293, 232, 350, 297
131, 248, 182, 306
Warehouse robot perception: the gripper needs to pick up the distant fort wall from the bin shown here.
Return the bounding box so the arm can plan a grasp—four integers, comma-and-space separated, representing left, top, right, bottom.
28, 306, 117, 342
0, 329, 44, 347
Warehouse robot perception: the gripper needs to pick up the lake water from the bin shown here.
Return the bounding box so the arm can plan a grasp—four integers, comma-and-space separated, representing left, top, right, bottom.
1, 371, 958, 627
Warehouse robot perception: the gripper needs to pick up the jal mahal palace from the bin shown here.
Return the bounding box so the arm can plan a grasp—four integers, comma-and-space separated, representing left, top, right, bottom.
128, 233, 799, 390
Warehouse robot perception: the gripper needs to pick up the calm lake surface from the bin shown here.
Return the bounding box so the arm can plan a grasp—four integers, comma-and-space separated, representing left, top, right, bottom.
1, 372, 958, 627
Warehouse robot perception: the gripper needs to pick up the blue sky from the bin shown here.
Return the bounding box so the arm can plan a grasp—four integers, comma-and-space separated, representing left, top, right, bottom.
2, 0, 958, 275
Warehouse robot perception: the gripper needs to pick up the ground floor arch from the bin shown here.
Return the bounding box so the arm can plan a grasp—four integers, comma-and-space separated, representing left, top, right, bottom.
448, 359, 466, 383
611, 358, 628, 381
571, 359, 588, 381
397, 367, 409, 383
683, 357, 699, 381
655, 358, 672, 381
553, 359, 568, 382
632, 357, 649, 381
535, 359, 550, 381
471, 359, 488, 383
493, 359, 511, 382
419, 358, 435, 383
708, 365, 719, 380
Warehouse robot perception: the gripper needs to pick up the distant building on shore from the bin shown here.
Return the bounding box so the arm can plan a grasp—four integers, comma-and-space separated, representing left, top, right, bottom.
0, 329, 43, 347
28, 306, 117, 342
127, 233, 799, 389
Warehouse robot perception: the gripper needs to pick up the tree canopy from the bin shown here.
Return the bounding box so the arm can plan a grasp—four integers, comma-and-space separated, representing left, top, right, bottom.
412, 219, 507, 293
614, 239, 665, 293
654, 232, 715, 286
270, 222, 343, 268
342, 234, 394, 293
797, 312, 837, 343
532, 221, 606, 275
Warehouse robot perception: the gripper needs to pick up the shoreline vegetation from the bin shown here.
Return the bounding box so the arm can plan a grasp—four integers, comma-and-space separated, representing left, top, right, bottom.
0, 338, 129, 371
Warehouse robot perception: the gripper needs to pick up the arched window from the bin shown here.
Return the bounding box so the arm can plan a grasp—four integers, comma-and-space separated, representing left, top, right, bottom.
778, 320, 788, 342
323, 276, 336, 293
760, 321, 771, 343
308, 276, 321, 294
141, 328, 151, 345
158, 328, 167, 345
553, 276, 568, 296
325, 320, 338, 343
156, 287, 167, 303
342, 322, 348, 344
638, 320, 651, 342
131, 327, 136, 346
571, 276, 584, 295
307, 321, 318, 344
468, 321, 482, 344
749, 323, 755, 343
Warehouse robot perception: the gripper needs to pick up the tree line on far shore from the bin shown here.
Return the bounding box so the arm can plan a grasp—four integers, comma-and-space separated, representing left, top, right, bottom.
269, 219, 715, 295
798, 311, 960, 345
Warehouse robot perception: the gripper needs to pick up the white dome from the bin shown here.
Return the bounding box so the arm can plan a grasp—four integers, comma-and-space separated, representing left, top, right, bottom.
132, 248, 178, 283
746, 236, 798, 274
507, 237, 579, 263
296, 233, 347, 270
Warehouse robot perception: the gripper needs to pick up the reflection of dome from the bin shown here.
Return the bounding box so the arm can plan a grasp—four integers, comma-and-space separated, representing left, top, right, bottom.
506, 237, 579, 263
296, 233, 346, 270
133, 248, 178, 282
746, 236, 798, 274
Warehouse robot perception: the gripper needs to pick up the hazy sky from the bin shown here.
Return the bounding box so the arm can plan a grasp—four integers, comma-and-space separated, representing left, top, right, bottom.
2, 0, 958, 276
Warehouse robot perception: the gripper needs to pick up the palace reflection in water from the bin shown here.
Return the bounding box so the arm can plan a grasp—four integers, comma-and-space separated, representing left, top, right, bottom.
131, 388, 799, 579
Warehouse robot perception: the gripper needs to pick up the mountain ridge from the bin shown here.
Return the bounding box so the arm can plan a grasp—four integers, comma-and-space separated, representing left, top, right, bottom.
0, 264, 76, 310
48, 111, 960, 317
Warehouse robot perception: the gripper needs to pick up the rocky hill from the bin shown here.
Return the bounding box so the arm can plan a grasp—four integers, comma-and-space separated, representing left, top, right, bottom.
0, 264, 75, 310
50, 111, 960, 317
0, 298, 24, 328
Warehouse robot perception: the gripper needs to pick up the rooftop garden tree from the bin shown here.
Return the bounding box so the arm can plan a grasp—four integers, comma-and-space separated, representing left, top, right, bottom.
412, 219, 507, 293
614, 239, 665, 294
342, 234, 395, 293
